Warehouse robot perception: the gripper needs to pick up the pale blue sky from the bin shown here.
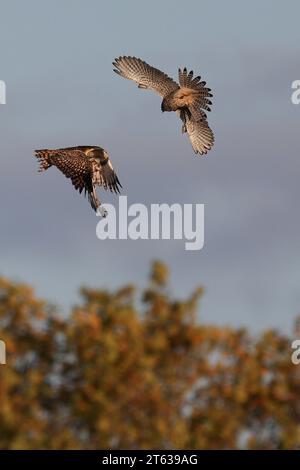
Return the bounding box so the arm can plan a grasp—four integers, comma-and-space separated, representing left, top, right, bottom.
1, 0, 300, 332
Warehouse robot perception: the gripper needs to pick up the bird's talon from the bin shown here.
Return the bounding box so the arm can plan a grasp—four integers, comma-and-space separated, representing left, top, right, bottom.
98, 206, 108, 218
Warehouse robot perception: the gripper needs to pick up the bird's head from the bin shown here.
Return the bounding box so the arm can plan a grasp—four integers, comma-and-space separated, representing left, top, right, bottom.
86, 147, 108, 164
96, 148, 109, 165
103, 149, 109, 160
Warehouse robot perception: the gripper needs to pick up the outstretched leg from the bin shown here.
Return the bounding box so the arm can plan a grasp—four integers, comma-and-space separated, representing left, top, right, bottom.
180, 109, 187, 133
97, 205, 108, 218
88, 186, 107, 217
94, 188, 108, 217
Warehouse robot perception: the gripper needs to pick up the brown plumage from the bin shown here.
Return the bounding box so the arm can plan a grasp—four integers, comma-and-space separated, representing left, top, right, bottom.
179, 113, 214, 155
34, 146, 122, 216
113, 56, 214, 155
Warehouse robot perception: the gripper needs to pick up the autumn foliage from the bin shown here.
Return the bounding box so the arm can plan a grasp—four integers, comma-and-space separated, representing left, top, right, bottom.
0, 261, 300, 449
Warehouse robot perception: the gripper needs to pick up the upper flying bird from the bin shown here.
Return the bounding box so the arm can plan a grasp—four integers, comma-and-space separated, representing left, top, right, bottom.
113, 56, 214, 155
34, 146, 121, 216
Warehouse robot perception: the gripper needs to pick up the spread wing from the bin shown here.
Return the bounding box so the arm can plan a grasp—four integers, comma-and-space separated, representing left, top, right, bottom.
99, 158, 122, 194
35, 149, 93, 194
185, 118, 214, 155
54, 146, 122, 194
113, 56, 179, 97
177, 112, 214, 155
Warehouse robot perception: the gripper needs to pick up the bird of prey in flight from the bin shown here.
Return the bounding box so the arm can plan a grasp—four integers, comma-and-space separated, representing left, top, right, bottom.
113, 56, 214, 155
34, 146, 121, 216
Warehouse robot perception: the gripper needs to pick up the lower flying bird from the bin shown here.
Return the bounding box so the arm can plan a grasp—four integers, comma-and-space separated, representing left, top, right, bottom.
34, 146, 122, 216
113, 56, 214, 155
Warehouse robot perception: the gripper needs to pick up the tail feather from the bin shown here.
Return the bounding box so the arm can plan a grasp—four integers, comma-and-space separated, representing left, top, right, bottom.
179, 68, 199, 89
178, 68, 213, 120
178, 68, 212, 95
